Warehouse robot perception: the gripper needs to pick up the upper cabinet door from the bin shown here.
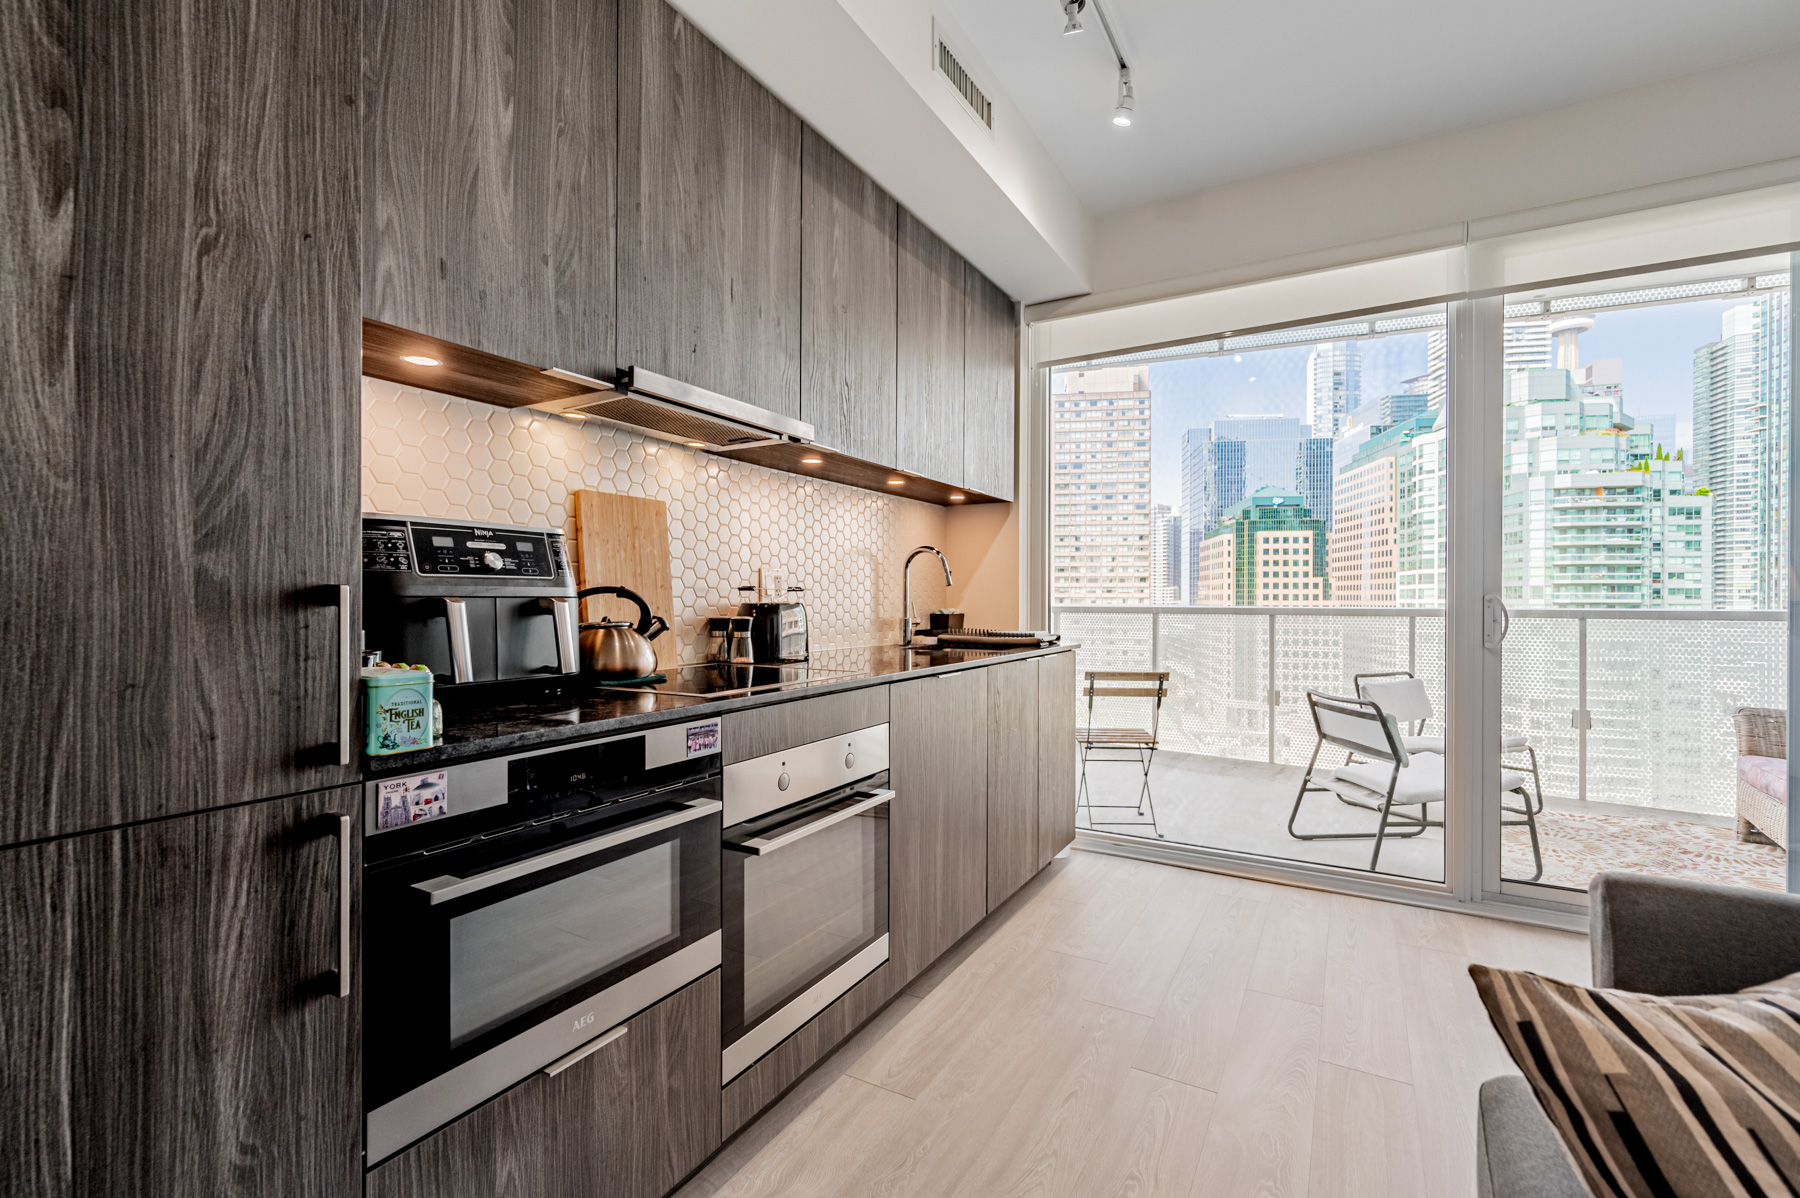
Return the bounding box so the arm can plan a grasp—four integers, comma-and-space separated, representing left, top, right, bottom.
800, 130, 898, 465
363, 0, 617, 377
0, 0, 359, 845
897, 211, 966, 486
964, 269, 1018, 501
618, 0, 803, 416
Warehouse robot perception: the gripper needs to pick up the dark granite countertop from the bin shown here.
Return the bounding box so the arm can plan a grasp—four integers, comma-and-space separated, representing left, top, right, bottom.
364, 641, 1073, 775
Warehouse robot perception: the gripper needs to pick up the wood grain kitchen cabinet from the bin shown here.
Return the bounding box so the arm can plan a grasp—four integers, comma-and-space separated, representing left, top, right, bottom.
986, 658, 1041, 910
963, 268, 1018, 500
897, 210, 968, 487
1038, 651, 1080, 865
368, 970, 721, 1198
363, 0, 617, 377
619, 0, 803, 416
722, 686, 890, 765
889, 670, 988, 985
0, 0, 359, 845
0, 787, 360, 1197
800, 129, 899, 464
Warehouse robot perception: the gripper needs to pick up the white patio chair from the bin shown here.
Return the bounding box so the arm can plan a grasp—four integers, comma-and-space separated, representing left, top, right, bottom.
1353, 672, 1545, 815
1288, 690, 1544, 878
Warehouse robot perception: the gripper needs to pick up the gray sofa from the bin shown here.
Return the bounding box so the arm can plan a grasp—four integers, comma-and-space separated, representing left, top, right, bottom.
1476, 871, 1800, 1198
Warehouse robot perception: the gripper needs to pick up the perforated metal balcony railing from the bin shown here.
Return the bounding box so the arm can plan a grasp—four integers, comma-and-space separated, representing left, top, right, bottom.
1051, 604, 1785, 819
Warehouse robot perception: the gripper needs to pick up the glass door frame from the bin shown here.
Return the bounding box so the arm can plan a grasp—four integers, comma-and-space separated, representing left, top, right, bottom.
1464, 252, 1800, 908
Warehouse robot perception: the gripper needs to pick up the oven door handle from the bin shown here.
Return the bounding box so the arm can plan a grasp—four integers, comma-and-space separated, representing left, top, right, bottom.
725, 789, 894, 856
412, 798, 722, 905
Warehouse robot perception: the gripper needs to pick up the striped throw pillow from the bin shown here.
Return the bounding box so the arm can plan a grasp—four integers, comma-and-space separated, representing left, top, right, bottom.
1470, 965, 1800, 1198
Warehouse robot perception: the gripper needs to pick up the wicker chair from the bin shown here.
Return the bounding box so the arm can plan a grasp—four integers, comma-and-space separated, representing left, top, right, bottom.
1732, 706, 1787, 849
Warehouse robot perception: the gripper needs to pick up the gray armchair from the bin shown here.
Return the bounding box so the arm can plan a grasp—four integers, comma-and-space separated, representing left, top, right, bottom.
1476, 872, 1800, 1198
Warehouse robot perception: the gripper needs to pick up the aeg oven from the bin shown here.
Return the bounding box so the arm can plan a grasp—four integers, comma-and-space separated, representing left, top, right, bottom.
720, 724, 892, 1083
362, 717, 723, 1163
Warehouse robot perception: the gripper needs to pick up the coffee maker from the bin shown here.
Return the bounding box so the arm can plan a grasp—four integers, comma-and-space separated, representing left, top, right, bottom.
361, 515, 580, 691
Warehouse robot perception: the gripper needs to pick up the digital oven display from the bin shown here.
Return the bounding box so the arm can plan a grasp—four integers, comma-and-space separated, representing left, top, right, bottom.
408, 524, 556, 578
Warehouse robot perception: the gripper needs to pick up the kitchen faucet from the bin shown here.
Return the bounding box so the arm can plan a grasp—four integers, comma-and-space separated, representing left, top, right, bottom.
902, 546, 953, 647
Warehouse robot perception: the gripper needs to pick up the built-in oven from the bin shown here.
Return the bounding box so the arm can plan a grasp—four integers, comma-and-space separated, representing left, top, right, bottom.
720, 724, 892, 1083
361, 717, 724, 1164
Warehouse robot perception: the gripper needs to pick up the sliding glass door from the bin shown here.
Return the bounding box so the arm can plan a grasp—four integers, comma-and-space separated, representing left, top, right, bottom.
1051, 307, 1454, 885
1483, 255, 1795, 900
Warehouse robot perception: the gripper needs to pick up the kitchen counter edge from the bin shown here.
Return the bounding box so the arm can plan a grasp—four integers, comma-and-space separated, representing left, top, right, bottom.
364, 644, 1077, 775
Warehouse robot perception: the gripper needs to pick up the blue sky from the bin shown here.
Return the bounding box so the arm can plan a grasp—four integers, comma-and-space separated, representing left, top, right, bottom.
1137, 299, 1742, 509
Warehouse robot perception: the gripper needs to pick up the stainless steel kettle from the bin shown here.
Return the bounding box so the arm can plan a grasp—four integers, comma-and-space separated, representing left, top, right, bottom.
575, 586, 670, 681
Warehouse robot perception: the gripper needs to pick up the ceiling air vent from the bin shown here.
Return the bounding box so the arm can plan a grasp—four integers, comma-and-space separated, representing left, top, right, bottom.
934, 32, 993, 130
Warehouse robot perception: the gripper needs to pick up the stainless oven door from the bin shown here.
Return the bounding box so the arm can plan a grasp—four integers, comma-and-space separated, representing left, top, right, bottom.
721, 781, 891, 1082
365, 794, 721, 1163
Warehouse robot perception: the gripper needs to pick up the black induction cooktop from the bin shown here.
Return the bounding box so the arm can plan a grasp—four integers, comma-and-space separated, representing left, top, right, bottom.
614, 661, 863, 698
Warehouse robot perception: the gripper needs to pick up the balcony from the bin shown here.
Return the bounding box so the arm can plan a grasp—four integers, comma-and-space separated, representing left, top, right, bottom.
1051, 604, 1787, 892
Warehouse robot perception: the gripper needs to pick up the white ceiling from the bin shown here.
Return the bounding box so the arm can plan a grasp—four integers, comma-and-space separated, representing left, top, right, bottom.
941, 0, 1800, 216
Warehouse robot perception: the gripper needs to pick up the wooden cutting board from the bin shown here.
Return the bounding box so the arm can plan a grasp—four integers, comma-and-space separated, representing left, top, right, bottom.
574, 490, 676, 672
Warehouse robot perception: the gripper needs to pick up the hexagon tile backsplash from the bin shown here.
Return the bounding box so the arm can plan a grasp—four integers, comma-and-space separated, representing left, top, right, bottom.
362, 377, 949, 663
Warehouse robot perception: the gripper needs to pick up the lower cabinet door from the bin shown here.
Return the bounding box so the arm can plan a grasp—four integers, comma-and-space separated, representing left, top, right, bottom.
890, 669, 989, 984
0, 787, 361, 1197
986, 658, 1041, 910
368, 970, 721, 1198
1039, 652, 1079, 865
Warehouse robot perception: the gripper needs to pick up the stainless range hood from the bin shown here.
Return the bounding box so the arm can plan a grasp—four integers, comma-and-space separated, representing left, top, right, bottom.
526, 366, 814, 451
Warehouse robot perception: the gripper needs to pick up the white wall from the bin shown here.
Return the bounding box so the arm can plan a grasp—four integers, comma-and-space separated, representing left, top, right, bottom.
1057, 46, 1800, 318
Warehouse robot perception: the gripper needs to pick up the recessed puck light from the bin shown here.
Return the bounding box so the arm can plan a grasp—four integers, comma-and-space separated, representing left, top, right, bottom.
684, 441, 706, 449
401, 355, 440, 367
886, 477, 905, 486
801, 455, 823, 465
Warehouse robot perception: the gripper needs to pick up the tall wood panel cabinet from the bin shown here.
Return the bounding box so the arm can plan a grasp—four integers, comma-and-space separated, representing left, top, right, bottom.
800, 129, 898, 464
889, 669, 989, 983
964, 269, 1018, 500
0, 788, 361, 1196
986, 658, 1041, 909
897, 210, 967, 487
1039, 651, 1080, 864
0, 0, 360, 845
363, 0, 617, 377
619, 0, 803, 416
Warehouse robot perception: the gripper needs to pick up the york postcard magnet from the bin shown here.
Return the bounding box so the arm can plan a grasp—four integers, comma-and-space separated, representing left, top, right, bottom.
377, 771, 450, 830
686, 721, 720, 757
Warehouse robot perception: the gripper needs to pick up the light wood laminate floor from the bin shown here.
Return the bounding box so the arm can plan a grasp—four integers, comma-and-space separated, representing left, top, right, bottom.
674, 849, 1590, 1198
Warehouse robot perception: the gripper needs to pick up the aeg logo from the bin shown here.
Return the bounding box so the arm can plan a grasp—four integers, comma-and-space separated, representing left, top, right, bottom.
572, 1011, 595, 1032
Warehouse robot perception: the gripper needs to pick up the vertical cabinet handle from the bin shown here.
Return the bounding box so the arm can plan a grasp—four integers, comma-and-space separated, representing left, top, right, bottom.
444, 597, 475, 683
336, 813, 352, 999
337, 584, 354, 766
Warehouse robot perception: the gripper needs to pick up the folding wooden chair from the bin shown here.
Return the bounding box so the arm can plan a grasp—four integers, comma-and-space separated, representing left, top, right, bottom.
1076, 670, 1170, 838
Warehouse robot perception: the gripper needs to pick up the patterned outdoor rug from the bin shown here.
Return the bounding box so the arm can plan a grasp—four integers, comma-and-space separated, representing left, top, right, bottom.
1501, 808, 1786, 892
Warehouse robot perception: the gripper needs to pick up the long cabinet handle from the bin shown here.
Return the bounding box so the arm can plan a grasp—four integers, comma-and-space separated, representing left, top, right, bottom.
337, 584, 353, 766
412, 799, 722, 905
544, 1025, 628, 1076
726, 790, 894, 856
336, 814, 352, 999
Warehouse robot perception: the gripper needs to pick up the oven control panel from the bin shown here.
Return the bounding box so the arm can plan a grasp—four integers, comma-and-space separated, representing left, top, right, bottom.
361, 518, 564, 579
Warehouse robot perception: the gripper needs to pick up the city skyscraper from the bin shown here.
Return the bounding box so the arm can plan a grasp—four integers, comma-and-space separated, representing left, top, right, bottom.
1693, 297, 1789, 609
1050, 367, 1153, 604
1294, 435, 1334, 529
1423, 331, 1448, 409
1150, 504, 1182, 604
1305, 342, 1361, 437
1502, 364, 1710, 608
1505, 320, 1555, 372
1328, 412, 1437, 606
1192, 488, 1330, 606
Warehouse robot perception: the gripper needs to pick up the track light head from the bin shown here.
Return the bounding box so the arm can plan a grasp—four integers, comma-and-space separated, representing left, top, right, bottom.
1112, 67, 1134, 126
1062, 0, 1084, 35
